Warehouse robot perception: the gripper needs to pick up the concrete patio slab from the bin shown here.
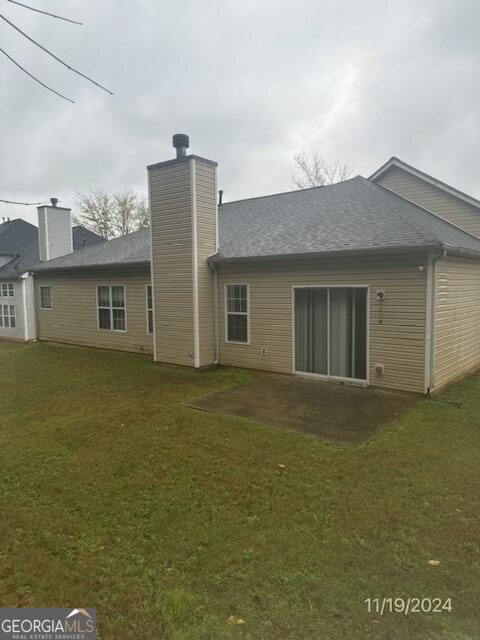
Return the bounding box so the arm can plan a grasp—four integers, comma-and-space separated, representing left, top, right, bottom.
186, 373, 419, 445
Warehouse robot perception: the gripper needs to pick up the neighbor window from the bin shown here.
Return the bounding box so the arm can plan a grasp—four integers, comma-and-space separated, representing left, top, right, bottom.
225, 284, 249, 343
0, 283, 14, 297
146, 285, 153, 334
0, 304, 16, 329
40, 286, 52, 309
97, 285, 126, 331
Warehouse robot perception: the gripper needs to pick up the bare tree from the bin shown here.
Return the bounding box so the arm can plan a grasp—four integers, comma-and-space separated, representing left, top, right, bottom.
75, 189, 149, 240
292, 152, 353, 189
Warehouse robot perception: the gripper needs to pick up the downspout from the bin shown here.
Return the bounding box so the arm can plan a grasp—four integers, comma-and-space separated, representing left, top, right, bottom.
209, 261, 219, 365
424, 248, 446, 394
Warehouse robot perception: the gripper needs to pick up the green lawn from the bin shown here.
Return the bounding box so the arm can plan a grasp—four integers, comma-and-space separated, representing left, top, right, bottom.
0, 341, 479, 639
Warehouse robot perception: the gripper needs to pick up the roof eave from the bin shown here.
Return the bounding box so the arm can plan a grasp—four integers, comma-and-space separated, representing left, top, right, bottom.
208, 244, 442, 265
33, 259, 151, 273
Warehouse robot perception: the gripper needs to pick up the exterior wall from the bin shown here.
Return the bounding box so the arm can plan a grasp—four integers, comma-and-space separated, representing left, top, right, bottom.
374, 166, 480, 238
149, 156, 216, 368
35, 268, 153, 354
0, 278, 25, 341
433, 256, 480, 390
194, 160, 217, 367
217, 253, 428, 393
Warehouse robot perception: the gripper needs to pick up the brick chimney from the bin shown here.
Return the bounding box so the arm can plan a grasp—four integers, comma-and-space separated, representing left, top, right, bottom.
37, 198, 73, 261
147, 134, 217, 368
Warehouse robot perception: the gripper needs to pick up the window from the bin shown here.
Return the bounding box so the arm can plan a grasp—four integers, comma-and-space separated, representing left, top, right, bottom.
40, 286, 52, 309
225, 284, 249, 343
146, 285, 153, 335
0, 304, 16, 329
97, 285, 126, 331
0, 283, 14, 297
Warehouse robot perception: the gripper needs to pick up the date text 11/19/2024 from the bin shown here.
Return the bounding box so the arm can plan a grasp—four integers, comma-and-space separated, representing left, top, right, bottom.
365, 597, 452, 616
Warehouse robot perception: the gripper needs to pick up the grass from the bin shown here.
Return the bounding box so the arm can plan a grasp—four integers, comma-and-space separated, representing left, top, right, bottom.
0, 340, 479, 639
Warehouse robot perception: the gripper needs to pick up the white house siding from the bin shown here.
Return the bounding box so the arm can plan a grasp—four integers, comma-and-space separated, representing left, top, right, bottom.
217, 253, 428, 393
0, 279, 25, 341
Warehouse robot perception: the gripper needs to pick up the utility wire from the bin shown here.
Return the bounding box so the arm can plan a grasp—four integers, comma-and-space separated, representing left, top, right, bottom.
0, 13, 113, 95
5, 0, 83, 25
0, 48, 74, 103
0, 198, 51, 205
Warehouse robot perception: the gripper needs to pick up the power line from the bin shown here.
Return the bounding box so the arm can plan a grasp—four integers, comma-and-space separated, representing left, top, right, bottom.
0, 13, 113, 95
5, 0, 83, 25
0, 199, 51, 206
0, 48, 74, 103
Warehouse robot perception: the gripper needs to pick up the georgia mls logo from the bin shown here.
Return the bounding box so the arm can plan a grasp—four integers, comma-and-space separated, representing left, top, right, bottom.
0, 607, 96, 640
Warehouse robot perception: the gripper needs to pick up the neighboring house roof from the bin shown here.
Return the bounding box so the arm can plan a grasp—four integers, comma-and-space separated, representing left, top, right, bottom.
33, 228, 150, 271
369, 157, 480, 211
212, 176, 480, 262
31, 172, 480, 272
0, 219, 37, 255
72, 226, 105, 250
0, 219, 105, 279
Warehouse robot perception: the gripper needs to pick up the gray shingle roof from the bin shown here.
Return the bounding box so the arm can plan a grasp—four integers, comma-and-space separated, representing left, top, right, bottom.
0, 220, 105, 279
214, 176, 480, 260
31, 175, 480, 272
33, 228, 150, 271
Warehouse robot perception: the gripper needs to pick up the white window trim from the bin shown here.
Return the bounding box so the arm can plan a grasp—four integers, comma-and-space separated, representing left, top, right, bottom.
96, 285, 127, 333
145, 284, 153, 336
0, 282, 15, 298
0, 303, 16, 330
39, 285, 52, 310
224, 283, 250, 345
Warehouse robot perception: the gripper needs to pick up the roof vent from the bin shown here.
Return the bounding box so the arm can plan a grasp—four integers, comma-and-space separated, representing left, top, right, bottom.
50, 197, 58, 207
172, 133, 189, 159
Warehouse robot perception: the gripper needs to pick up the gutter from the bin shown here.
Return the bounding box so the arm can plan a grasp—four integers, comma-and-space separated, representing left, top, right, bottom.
32, 260, 151, 274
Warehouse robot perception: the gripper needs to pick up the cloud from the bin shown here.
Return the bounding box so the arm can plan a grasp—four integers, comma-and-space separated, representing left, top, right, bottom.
1, 0, 478, 225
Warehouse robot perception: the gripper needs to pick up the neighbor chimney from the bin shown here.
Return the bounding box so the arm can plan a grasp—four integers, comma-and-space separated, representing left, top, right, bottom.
172, 133, 190, 159
218, 190, 223, 206
37, 198, 73, 261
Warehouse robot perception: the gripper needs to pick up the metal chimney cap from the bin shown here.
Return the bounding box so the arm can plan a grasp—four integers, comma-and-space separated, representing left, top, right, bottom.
50, 197, 58, 207
172, 133, 189, 149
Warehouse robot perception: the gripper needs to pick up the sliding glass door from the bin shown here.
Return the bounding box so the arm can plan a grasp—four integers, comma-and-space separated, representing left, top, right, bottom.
294, 287, 367, 381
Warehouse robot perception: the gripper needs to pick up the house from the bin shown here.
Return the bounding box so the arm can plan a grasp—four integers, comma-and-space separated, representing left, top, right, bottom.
0, 205, 104, 341
32, 135, 480, 394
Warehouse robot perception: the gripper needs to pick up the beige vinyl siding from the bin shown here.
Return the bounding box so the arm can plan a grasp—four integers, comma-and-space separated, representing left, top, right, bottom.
218, 253, 428, 393
150, 161, 194, 366
149, 157, 216, 368
433, 256, 480, 390
375, 166, 480, 238
194, 159, 216, 367
0, 279, 24, 341
35, 268, 153, 354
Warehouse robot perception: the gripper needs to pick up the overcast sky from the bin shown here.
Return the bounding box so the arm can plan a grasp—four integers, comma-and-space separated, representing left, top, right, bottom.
1, 0, 479, 225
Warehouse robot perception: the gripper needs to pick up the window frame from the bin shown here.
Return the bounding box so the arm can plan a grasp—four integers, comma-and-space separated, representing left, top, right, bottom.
146, 284, 153, 335
224, 283, 250, 345
0, 282, 15, 298
40, 285, 52, 310
0, 303, 16, 329
96, 285, 127, 333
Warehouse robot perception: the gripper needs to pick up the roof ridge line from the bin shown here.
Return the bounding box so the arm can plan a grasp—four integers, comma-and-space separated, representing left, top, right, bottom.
220, 176, 361, 208
361, 177, 437, 246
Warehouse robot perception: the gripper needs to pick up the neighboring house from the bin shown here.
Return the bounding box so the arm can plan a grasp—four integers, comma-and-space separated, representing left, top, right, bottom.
32, 136, 480, 394
0, 205, 104, 341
